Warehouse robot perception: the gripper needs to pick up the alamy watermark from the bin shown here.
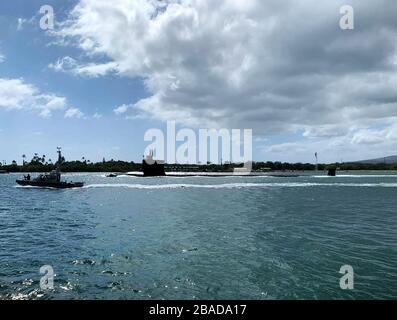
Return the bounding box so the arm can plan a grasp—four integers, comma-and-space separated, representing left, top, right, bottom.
39, 5, 54, 30
339, 265, 354, 290
38, 4, 354, 32
144, 121, 253, 174
340, 5, 354, 30
40, 265, 54, 290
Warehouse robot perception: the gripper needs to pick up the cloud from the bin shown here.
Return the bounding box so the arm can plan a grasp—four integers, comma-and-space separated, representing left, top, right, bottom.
267, 142, 312, 155
351, 125, 397, 145
265, 124, 397, 162
93, 112, 103, 119
53, 0, 397, 160
64, 107, 84, 119
17, 18, 27, 31
113, 104, 132, 115
16, 16, 37, 31
54, 1, 397, 128
49, 56, 118, 78
0, 53, 5, 63
0, 78, 68, 117
303, 125, 350, 139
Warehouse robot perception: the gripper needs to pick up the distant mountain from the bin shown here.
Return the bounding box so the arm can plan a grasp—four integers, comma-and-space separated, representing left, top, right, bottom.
355, 155, 397, 164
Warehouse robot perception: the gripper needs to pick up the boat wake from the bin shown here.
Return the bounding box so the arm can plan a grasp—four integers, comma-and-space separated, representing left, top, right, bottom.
312, 175, 397, 178
83, 182, 397, 189
15, 185, 59, 190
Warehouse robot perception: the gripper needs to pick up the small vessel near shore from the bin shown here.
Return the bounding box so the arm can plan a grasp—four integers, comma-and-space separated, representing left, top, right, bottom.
16, 178, 84, 189
16, 148, 84, 189
106, 173, 119, 178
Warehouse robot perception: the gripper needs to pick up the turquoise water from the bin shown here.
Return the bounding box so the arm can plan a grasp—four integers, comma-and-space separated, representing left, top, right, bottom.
0, 172, 396, 300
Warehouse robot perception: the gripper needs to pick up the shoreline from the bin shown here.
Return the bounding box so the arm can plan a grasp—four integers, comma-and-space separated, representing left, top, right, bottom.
3, 170, 397, 177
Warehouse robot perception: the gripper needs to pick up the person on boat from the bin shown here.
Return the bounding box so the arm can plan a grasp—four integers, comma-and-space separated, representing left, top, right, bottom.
26, 174, 31, 181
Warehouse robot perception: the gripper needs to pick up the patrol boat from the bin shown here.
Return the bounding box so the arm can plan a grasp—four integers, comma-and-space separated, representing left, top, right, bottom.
16, 148, 84, 189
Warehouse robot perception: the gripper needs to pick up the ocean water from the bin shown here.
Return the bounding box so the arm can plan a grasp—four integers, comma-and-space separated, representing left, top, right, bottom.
0, 172, 396, 300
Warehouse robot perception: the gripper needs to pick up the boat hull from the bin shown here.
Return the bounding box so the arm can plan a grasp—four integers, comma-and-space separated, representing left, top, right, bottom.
16, 180, 84, 189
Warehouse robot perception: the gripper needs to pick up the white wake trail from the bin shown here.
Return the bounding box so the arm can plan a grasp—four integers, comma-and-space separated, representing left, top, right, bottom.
83, 182, 397, 189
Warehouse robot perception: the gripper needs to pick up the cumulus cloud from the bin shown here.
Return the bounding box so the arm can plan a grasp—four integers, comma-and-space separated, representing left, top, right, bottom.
52, 0, 397, 159
0, 78, 68, 117
113, 104, 132, 115
265, 124, 397, 162
64, 107, 85, 119
49, 56, 118, 78
0, 53, 5, 63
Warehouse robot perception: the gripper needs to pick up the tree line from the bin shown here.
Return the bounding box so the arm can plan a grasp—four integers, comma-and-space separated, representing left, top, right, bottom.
1, 155, 397, 173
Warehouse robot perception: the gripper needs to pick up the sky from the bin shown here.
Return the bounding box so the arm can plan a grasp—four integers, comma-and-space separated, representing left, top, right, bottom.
1, 0, 397, 165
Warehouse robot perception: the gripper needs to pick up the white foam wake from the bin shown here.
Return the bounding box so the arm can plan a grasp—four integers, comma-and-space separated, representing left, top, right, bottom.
312, 175, 397, 178
83, 182, 397, 189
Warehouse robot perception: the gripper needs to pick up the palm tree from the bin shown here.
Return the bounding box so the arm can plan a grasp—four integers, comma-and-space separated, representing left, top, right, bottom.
33, 153, 39, 162
22, 154, 26, 166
